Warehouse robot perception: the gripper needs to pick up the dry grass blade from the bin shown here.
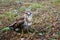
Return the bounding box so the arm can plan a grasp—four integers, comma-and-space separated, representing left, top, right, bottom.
26, 29, 38, 40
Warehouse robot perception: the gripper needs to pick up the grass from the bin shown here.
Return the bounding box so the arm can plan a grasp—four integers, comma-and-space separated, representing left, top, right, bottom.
29, 3, 44, 10
0, 0, 60, 40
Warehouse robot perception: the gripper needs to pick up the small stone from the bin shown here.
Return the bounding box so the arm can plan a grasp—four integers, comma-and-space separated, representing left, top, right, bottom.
21, 38, 25, 40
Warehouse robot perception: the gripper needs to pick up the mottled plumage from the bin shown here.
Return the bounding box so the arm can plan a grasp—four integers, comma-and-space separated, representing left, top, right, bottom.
9, 10, 33, 32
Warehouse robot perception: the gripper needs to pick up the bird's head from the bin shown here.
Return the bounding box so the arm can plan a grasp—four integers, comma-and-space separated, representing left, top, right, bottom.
26, 11, 32, 16
25, 9, 32, 17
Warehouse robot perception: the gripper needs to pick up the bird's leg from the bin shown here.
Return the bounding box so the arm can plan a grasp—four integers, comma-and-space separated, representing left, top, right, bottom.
27, 28, 30, 34
21, 30, 24, 37
26, 26, 32, 34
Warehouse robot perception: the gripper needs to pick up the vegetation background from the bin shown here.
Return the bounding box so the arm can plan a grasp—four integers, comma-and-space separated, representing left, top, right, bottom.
0, 0, 60, 40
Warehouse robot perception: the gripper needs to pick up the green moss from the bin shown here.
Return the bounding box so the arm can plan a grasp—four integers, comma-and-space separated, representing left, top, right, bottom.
1, 27, 10, 31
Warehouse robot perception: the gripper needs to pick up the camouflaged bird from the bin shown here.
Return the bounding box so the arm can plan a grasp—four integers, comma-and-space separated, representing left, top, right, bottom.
9, 9, 33, 32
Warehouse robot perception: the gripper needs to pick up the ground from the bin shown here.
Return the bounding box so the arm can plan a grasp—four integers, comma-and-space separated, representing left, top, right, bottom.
0, 0, 60, 40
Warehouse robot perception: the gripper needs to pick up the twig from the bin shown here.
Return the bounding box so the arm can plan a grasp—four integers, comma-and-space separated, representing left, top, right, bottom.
26, 28, 38, 40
